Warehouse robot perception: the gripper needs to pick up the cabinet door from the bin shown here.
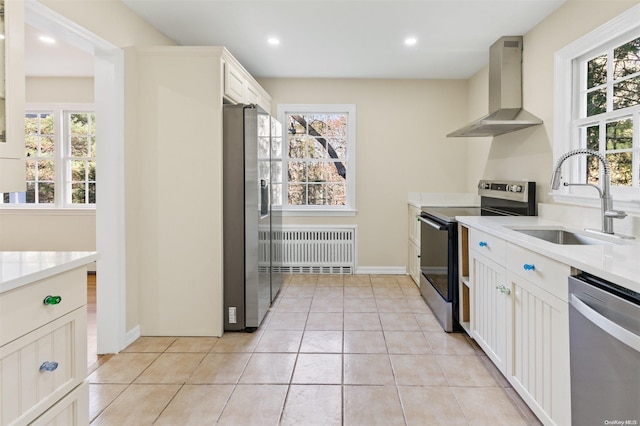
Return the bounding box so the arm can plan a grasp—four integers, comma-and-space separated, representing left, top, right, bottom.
408, 240, 420, 285
223, 61, 245, 104
408, 205, 420, 245
0, 0, 25, 161
246, 84, 260, 106
470, 250, 510, 374
508, 271, 571, 426
0, 308, 87, 425
0, 157, 26, 192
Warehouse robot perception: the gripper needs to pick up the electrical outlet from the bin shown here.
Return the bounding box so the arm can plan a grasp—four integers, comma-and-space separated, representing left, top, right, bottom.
229, 307, 237, 323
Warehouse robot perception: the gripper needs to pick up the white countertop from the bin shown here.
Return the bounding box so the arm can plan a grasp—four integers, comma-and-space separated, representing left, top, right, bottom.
0, 251, 99, 294
408, 192, 479, 208
456, 216, 640, 293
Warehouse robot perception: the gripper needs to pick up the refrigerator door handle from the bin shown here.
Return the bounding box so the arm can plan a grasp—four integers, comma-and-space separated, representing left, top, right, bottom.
260, 179, 269, 218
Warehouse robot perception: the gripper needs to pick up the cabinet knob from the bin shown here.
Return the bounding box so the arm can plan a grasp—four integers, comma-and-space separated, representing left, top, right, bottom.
495, 285, 511, 295
43, 295, 62, 305
39, 361, 59, 372
478, 241, 488, 247
523, 264, 535, 271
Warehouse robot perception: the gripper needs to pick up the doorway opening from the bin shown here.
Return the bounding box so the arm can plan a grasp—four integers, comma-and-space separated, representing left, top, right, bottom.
25, 1, 126, 355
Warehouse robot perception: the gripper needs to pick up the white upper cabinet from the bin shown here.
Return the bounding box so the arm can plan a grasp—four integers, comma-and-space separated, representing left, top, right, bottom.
0, 0, 25, 160
223, 61, 246, 104
0, 0, 26, 193
222, 54, 271, 113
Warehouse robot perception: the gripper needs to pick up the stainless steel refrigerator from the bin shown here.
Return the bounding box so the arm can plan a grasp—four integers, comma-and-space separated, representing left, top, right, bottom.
223, 104, 281, 332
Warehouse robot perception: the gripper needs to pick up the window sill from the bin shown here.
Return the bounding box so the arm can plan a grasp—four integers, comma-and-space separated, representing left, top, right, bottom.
0, 207, 96, 215
279, 208, 357, 217
549, 192, 640, 214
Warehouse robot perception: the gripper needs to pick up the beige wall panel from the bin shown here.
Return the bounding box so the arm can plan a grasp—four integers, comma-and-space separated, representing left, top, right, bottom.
0, 212, 95, 250
26, 77, 94, 103
258, 78, 469, 269
135, 50, 224, 336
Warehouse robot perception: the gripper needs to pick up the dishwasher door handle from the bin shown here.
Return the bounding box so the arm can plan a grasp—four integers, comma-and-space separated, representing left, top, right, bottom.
418, 216, 448, 231
570, 293, 640, 352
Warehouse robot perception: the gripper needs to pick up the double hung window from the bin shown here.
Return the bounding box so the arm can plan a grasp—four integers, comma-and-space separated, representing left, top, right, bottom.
554, 6, 640, 210
277, 104, 356, 215
1, 106, 96, 208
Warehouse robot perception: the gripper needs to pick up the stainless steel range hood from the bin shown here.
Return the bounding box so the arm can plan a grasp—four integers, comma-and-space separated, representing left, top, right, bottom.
448, 36, 542, 138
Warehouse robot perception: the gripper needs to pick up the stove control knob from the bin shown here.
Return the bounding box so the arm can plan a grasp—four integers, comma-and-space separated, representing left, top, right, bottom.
478, 182, 491, 190
509, 185, 523, 193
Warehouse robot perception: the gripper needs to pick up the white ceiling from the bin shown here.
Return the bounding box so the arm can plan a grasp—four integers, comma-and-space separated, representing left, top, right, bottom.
121, 0, 567, 79
26, 0, 568, 79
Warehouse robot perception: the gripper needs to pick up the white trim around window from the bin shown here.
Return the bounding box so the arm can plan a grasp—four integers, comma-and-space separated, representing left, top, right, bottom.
553, 4, 640, 212
277, 104, 357, 216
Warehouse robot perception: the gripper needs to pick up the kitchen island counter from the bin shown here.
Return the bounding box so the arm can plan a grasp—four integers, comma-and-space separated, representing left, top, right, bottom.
0, 251, 98, 294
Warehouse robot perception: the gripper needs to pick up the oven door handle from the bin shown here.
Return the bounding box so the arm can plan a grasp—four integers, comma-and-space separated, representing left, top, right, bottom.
418, 215, 448, 231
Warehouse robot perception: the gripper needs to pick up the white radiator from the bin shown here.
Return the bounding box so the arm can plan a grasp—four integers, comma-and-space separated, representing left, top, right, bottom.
260, 226, 356, 274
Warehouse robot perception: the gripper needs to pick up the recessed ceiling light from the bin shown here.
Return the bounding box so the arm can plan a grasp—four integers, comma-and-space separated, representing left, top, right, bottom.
39, 35, 56, 44
268, 37, 280, 46
404, 37, 417, 46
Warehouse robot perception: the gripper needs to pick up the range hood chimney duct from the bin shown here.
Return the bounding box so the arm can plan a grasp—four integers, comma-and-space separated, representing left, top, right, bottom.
447, 36, 543, 138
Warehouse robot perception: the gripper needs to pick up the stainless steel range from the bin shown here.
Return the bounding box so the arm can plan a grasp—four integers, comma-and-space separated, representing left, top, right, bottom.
419, 180, 536, 332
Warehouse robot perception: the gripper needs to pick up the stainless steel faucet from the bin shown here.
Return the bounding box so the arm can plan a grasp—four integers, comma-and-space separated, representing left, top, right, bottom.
551, 148, 633, 238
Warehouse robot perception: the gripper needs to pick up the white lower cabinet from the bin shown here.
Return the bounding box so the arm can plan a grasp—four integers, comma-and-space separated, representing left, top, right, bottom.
31, 381, 89, 426
467, 228, 572, 426
408, 240, 420, 285
508, 272, 571, 426
407, 205, 421, 285
0, 268, 89, 426
470, 250, 510, 374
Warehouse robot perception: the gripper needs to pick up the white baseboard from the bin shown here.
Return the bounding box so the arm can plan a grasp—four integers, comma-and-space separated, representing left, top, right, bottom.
355, 266, 407, 275
124, 325, 140, 350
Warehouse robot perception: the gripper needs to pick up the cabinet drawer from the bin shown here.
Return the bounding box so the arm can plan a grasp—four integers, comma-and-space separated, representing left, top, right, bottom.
0, 268, 86, 346
31, 380, 89, 426
0, 308, 87, 426
506, 243, 571, 301
469, 228, 506, 265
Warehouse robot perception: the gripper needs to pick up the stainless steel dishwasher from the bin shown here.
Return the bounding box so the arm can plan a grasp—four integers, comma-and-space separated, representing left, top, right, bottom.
568, 273, 640, 426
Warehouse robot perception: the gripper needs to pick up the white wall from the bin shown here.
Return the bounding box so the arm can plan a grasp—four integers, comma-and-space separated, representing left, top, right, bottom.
258, 78, 470, 270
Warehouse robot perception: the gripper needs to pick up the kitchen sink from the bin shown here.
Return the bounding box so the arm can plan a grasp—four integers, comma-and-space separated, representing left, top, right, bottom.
509, 228, 620, 245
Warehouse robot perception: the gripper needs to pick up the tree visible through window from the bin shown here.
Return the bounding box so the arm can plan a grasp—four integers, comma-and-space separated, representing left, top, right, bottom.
580, 36, 639, 187
0, 108, 96, 207
68, 113, 96, 204
279, 104, 355, 212
24, 112, 55, 203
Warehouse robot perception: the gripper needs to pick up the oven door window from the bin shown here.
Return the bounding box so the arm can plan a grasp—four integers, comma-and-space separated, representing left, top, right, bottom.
419, 217, 451, 300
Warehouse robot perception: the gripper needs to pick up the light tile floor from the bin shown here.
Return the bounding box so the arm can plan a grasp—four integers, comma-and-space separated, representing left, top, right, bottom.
89, 274, 542, 425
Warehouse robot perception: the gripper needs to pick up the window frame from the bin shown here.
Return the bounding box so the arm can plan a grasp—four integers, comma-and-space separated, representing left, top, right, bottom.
277, 104, 356, 216
0, 103, 96, 210
553, 5, 640, 212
